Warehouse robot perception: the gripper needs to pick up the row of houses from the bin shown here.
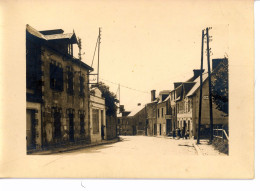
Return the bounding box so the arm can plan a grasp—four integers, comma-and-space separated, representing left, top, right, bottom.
118, 59, 228, 139
26, 25, 117, 152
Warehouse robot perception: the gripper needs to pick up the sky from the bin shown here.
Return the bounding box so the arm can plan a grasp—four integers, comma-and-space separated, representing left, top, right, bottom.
1, 0, 229, 111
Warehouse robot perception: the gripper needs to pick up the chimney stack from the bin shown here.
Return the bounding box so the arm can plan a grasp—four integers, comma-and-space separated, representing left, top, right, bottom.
151, 90, 156, 102
193, 69, 205, 78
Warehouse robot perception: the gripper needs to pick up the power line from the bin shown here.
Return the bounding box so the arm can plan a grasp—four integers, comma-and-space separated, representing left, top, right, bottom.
99, 78, 149, 94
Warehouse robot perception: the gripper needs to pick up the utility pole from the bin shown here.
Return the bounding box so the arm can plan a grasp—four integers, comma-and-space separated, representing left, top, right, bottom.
97, 27, 101, 85
206, 27, 214, 144
197, 29, 205, 144
119, 83, 120, 108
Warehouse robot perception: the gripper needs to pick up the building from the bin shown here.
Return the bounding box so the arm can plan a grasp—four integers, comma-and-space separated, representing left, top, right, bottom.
26, 25, 93, 152
156, 90, 172, 136
146, 90, 158, 136
172, 61, 228, 139
117, 110, 135, 135
130, 106, 147, 135
90, 88, 106, 143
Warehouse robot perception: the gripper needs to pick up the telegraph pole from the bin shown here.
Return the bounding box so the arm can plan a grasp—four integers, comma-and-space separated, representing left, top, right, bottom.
197, 29, 205, 144
97, 27, 101, 85
206, 27, 214, 144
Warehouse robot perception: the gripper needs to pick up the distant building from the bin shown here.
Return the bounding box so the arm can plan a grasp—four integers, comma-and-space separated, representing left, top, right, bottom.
26, 25, 93, 152
156, 90, 172, 136
117, 110, 135, 135
146, 90, 158, 136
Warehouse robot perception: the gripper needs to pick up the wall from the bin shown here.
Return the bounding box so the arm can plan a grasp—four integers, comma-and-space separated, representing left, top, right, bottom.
106, 115, 117, 139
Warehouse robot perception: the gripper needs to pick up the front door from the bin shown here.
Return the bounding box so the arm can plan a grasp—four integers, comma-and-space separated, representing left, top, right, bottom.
69, 113, 74, 142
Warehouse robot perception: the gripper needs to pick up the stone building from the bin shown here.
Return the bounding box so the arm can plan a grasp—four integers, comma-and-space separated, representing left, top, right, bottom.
26, 25, 93, 152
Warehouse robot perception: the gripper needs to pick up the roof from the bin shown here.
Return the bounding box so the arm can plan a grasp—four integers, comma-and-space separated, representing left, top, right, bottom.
44, 33, 78, 43
26, 24, 93, 71
26, 24, 47, 40
27, 24, 78, 43
39, 29, 64, 35
128, 106, 144, 117
186, 73, 208, 97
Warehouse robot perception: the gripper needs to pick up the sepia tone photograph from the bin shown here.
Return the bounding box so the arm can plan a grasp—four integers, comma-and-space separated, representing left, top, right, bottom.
0, 0, 254, 179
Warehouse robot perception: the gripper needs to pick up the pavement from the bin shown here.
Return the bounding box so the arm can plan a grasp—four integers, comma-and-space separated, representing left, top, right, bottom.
193, 139, 226, 156
29, 137, 120, 155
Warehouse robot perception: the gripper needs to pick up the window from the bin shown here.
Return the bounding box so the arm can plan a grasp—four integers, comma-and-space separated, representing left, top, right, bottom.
79, 75, 85, 97
80, 113, 85, 135
92, 109, 99, 134
161, 108, 164, 117
158, 109, 160, 118
53, 109, 61, 139
188, 100, 191, 112
67, 66, 74, 95
50, 60, 63, 91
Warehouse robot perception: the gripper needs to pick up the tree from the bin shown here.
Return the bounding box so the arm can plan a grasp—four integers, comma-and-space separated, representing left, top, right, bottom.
211, 58, 229, 115
91, 82, 119, 116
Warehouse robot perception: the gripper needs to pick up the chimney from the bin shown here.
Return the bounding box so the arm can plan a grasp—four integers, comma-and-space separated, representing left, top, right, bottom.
193, 69, 204, 78
151, 90, 156, 101
119, 105, 125, 113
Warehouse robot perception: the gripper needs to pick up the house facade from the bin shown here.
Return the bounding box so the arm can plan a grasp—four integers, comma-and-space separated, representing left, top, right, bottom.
26, 25, 93, 152
90, 88, 106, 143
156, 90, 172, 136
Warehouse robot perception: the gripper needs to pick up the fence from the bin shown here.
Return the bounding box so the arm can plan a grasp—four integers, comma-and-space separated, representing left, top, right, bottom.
213, 125, 229, 141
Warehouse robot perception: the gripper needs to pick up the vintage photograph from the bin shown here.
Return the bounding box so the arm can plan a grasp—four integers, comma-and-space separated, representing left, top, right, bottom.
26, 24, 229, 156
0, 0, 254, 179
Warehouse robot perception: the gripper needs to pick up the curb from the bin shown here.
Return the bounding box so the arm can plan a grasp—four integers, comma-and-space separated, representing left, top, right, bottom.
192, 142, 203, 156
29, 137, 120, 155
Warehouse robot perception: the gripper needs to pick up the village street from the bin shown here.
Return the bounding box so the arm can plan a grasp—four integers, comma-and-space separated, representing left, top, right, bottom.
0, 135, 225, 178
61, 136, 197, 156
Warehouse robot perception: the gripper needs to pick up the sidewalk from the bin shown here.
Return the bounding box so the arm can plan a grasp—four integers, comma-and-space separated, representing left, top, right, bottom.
192, 139, 227, 156
29, 137, 120, 155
